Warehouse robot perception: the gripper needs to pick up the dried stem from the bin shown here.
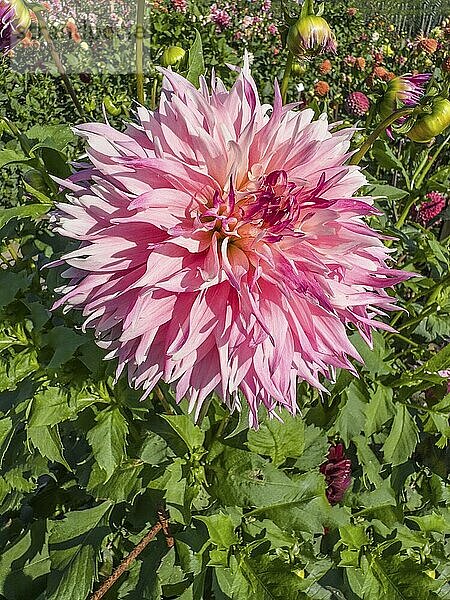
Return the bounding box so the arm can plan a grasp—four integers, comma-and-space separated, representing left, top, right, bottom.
35, 11, 84, 118
91, 510, 174, 600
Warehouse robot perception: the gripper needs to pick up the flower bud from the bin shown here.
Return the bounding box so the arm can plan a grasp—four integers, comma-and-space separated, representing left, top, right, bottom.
380, 73, 431, 120
161, 45, 186, 67
0, 0, 31, 54
287, 15, 337, 58
407, 98, 450, 142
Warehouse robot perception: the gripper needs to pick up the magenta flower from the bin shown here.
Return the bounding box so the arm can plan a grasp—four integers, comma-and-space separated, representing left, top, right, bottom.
320, 444, 352, 504
0, 0, 31, 54
380, 73, 431, 136
413, 191, 446, 225
51, 57, 409, 426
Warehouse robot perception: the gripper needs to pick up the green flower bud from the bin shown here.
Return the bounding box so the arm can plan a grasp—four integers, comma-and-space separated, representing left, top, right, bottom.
287, 15, 337, 58
407, 98, 450, 143
162, 46, 186, 67
103, 96, 121, 116
291, 61, 307, 76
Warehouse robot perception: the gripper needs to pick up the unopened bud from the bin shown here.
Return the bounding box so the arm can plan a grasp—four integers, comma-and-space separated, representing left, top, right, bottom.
162, 46, 186, 67
408, 98, 450, 142
287, 15, 337, 58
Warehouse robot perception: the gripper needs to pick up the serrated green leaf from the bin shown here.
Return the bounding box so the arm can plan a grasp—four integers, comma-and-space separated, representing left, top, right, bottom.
87, 407, 129, 479
28, 387, 72, 427
196, 513, 239, 549
161, 414, 204, 452
365, 386, 395, 436
28, 424, 70, 469
0, 203, 51, 229
383, 405, 419, 466
365, 555, 439, 600
44, 326, 85, 369
247, 413, 304, 466
47, 502, 112, 600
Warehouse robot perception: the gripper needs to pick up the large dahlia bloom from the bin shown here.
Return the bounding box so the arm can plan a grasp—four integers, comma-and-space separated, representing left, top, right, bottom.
52, 57, 408, 426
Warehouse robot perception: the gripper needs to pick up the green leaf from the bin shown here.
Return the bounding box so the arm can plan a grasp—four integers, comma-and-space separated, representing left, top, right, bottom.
47, 502, 112, 600
210, 447, 344, 534
0, 203, 52, 229
295, 424, 328, 471
0, 148, 27, 167
417, 343, 450, 374
383, 405, 419, 466
366, 184, 409, 201
364, 555, 439, 600
247, 413, 304, 466
0, 521, 50, 600
44, 326, 85, 369
0, 271, 29, 308
196, 513, 239, 549
162, 414, 204, 452
407, 512, 448, 533
365, 386, 395, 436
87, 407, 129, 479
330, 382, 367, 444
339, 524, 369, 549
28, 124, 75, 151
28, 387, 73, 427
28, 425, 70, 469
186, 29, 205, 87
226, 552, 327, 600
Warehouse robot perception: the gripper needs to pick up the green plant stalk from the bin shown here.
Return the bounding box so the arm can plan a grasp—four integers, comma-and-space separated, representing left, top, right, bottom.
349, 108, 415, 165
395, 193, 419, 229
136, 0, 146, 104
281, 51, 294, 104
35, 11, 84, 118
413, 131, 450, 190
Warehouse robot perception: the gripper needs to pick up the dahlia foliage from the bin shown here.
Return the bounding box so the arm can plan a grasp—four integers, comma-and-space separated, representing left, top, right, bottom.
52, 57, 408, 425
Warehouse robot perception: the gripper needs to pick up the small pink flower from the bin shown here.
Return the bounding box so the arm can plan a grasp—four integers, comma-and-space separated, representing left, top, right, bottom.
210, 3, 231, 29
171, 0, 187, 12
268, 23, 278, 36
51, 56, 410, 425
413, 192, 446, 225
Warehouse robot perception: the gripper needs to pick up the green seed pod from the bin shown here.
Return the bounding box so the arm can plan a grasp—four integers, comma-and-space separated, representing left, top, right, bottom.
407, 98, 450, 143
162, 46, 186, 67
287, 15, 337, 58
103, 96, 121, 116
291, 61, 307, 76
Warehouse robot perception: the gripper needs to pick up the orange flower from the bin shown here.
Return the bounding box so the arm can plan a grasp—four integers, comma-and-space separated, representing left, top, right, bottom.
319, 59, 332, 75
314, 80, 330, 96
355, 57, 366, 70
373, 65, 389, 79
418, 37, 438, 54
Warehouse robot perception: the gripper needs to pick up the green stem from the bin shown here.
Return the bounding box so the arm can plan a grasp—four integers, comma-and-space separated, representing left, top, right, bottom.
349, 108, 415, 166
413, 132, 450, 190
280, 51, 294, 104
395, 193, 418, 229
35, 11, 84, 118
136, 0, 146, 104
150, 77, 158, 111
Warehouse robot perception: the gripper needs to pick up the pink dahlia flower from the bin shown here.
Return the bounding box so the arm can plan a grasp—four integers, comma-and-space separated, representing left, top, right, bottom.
51, 56, 408, 426
1, 0, 31, 54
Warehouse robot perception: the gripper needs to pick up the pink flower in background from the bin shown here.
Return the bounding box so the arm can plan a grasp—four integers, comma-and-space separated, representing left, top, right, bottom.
51, 56, 409, 426
413, 191, 446, 225
320, 444, 352, 504
209, 3, 231, 29
268, 23, 278, 36
171, 0, 187, 12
